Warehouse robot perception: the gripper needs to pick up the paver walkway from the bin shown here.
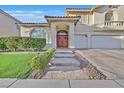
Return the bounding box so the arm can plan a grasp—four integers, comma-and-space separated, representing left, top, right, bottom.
42, 49, 87, 79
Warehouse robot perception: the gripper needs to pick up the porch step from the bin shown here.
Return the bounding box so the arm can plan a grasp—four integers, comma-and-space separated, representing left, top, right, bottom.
51, 58, 80, 66
47, 66, 80, 72
56, 49, 74, 54
51, 63, 80, 67
54, 53, 75, 58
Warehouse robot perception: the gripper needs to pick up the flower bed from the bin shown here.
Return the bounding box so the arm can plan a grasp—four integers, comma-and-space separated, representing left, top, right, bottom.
29, 48, 55, 79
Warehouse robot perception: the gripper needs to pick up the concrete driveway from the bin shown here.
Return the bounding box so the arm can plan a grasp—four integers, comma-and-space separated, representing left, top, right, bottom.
76, 49, 124, 79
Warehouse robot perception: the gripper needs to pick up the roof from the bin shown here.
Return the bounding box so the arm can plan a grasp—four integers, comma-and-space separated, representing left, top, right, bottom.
91, 5, 105, 11
45, 16, 81, 24
18, 23, 48, 24
66, 8, 91, 10
66, 7, 95, 15
0, 9, 22, 23
45, 16, 81, 18
17, 23, 49, 27
65, 5, 107, 14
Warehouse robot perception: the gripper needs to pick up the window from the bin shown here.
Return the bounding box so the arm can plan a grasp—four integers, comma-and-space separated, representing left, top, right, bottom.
30, 28, 46, 38
105, 11, 114, 21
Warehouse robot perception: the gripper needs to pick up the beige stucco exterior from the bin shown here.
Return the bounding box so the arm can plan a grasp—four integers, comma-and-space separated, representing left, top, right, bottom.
0, 10, 21, 37
0, 5, 124, 49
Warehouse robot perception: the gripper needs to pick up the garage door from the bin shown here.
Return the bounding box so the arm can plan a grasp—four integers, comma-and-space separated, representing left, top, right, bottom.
75, 35, 87, 48
91, 35, 121, 48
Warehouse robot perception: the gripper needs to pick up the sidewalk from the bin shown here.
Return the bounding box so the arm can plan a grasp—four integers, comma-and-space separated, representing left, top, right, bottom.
0, 79, 124, 88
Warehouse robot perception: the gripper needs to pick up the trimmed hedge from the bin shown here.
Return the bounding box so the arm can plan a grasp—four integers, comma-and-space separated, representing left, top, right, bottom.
0, 37, 46, 51
31, 48, 55, 72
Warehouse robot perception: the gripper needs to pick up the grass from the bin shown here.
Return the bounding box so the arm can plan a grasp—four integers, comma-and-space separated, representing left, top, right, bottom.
0, 53, 36, 79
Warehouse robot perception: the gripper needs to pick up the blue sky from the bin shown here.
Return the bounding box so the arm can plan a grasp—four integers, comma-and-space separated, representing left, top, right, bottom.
0, 5, 95, 23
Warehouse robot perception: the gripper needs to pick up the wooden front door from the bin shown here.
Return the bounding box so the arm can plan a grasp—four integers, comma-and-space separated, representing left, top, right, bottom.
57, 35, 68, 48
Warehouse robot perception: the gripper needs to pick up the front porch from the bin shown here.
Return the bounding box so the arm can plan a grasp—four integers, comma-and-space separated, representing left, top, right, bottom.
45, 16, 81, 49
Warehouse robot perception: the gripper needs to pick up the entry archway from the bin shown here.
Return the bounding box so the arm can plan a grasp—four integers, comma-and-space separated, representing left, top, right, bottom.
57, 30, 68, 48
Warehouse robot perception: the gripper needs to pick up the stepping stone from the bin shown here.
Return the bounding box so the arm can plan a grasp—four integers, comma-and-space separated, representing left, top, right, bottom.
52, 58, 80, 66
48, 66, 80, 71
41, 49, 87, 80
54, 53, 75, 58
42, 70, 86, 79
55, 50, 73, 54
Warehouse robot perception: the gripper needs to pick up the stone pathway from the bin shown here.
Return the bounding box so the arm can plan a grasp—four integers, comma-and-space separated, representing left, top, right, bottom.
42, 49, 87, 79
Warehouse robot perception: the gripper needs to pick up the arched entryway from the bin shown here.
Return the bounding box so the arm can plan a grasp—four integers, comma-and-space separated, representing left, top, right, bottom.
57, 30, 68, 48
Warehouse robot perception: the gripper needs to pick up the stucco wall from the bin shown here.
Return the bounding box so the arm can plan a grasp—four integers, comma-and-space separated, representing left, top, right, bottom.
20, 27, 33, 37
75, 23, 93, 32
93, 12, 105, 24
115, 6, 124, 21
0, 12, 20, 37
20, 26, 49, 38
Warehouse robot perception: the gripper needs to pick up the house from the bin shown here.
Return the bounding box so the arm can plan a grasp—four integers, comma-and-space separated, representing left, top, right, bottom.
0, 9, 22, 37
0, 5, 124, 49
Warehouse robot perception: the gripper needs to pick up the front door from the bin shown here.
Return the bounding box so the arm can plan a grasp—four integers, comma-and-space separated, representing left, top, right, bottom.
57, 35, 68, 48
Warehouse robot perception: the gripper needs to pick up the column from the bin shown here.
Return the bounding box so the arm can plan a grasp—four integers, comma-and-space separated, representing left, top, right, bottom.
69, 23, 75, 48
121, 35, 124, 48
46, 30, 49, 44
87, 34, 91, 49
51, 23, 57, 48
47, 28, 51, 44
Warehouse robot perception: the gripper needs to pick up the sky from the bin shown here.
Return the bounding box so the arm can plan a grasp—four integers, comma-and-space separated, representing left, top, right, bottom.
0, 5, 95, 23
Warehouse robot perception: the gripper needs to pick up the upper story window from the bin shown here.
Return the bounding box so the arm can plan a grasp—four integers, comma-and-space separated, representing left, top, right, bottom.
105, 11, 114, 21
30, 28, 46, 38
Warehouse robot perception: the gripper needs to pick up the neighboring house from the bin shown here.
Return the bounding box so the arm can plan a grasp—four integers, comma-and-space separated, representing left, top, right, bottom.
0, 9, 22, 37
0, 5, 124, 49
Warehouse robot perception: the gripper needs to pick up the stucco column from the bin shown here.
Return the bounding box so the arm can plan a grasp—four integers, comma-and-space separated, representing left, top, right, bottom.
69, 23, 75, 48
121, 35, 124, 48
51, 23, 56, 48
46, 30, 49, 44
47, 28, 51, 44
87, 34, 91, 49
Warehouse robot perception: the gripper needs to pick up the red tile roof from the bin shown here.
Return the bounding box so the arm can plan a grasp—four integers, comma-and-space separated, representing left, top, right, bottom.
45, 16, 81, 18
66, 8, 91, 10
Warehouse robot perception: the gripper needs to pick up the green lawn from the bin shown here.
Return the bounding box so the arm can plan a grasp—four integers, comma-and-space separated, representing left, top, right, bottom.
0, 53, 36, 79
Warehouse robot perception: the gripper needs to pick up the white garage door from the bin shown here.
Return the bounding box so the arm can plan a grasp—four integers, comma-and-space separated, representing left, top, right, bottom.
91, 35, 121, 48
75, 35, 87, 48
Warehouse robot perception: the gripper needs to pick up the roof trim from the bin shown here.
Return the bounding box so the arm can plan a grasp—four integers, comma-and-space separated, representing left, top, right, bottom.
17, 23, 49, 27
45, 16, 81, 24
65, 5, 106, 14
18, 23, 48, 24
0, 9, 22, 23
45, 16, 81, 18
66, 8, 91, 10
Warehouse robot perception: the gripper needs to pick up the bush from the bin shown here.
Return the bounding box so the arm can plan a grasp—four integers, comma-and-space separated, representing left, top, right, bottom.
31, 48, 55, 72
0, 37, 46, 51
0, 39, 7, 50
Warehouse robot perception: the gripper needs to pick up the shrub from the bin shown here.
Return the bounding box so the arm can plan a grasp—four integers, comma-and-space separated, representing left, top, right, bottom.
31, 48, 55, 72
0, 37, 46, 51
0, 39, 7, 50
5, 37, 19, 51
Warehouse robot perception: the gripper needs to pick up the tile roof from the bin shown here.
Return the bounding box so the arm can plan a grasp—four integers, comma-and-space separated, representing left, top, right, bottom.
66, 8, 91, 10
0, 9, 22, 23
18, 23, 48, 24
45, 16, 81, 18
